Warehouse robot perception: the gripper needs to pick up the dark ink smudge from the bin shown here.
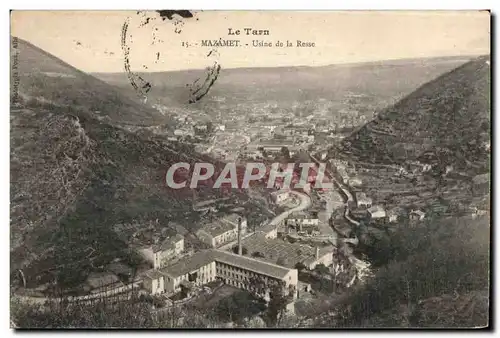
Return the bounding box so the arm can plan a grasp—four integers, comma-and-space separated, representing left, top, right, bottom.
122, 10, 216, 104
156, 10, 194, 21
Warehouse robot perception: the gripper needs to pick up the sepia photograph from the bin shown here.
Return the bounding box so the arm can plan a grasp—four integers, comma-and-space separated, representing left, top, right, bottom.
9, 10, 491, 329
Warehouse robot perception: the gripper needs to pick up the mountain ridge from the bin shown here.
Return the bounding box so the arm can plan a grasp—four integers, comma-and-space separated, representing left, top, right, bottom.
10, 37, 268, 290
11, 36, 162, 126
339, 54, 490, 171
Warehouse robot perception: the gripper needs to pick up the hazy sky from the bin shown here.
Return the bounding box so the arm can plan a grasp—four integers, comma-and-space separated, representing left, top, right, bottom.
11, 10, 490, 72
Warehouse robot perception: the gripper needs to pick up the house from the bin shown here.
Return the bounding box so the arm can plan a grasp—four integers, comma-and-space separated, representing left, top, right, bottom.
422, 164, 433, 172
281, 126, 295, 137
223, 213, 248, 230
257, 222, 278, 239
409, 209, 426, 221
281, 125, 311, 137
355, 192, 372, 209
242, 149, 264, 160
174, 128, 194, 137
348, 177, 363, 187
194, 124, 208, 132
247, 139, 296, 156
471, 206, 488, 219
285, 214, 320, 229
472, 173, 490, 196
367, 205, 386, 220
138, 234, 185, 270
302, 247, 334, 270
317, 210, 332, 225
388, 212, 398, 223
270, 190, 290, 205
288, 147, 300, 157
196, 222, 237, 248
469, 198, 489, 219
196, 215, 247, 248
303, 183, 313, 195
297, 134, 315, 144
155, 234, 185, 261
387, 207, 405, 223
143, 270, 166, 295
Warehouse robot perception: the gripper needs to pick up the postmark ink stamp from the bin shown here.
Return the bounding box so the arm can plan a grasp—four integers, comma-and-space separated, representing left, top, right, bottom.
121, 10, 219, 104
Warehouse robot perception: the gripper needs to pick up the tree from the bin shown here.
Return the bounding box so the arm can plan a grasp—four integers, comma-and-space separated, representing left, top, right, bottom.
206, 121, 214, 134
280, 147, 290, 160
232, 245, 248, 255
11, 289, 157, 328
314, 263, 330, 275
248, 275, 267, 298
276, 256, 288, 266
265, 281, 289, 327
294, 262, 307, 271
214, 291, 266, 325
324, 215, 490, 328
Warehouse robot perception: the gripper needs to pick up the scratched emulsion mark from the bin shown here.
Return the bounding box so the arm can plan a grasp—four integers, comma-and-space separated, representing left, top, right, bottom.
121, 10, 220, 104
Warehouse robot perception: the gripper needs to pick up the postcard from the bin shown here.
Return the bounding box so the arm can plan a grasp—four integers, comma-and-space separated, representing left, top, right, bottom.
10, 10, 490, 329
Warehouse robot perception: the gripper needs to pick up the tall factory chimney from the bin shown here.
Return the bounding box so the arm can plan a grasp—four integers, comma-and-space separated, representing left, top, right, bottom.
237, 217, 243, 255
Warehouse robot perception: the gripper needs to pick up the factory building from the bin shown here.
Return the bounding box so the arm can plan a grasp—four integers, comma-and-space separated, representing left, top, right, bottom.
195, 214, 247, 248
142, 249, 298, 299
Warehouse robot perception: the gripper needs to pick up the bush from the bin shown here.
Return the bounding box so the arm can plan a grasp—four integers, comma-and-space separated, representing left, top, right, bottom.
294, 262, 307, 271
329, 215, 490, 328
313, 264, 329, 275
232, 246, 248, 255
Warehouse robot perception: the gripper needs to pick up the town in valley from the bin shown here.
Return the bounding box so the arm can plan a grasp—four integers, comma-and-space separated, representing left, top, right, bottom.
10, 10, 490, 329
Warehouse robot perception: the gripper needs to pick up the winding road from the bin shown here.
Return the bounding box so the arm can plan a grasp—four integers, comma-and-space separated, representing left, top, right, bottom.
309, 153, 370, 280
309, 154, 359, 226
219, 190, 312, 251
268, 190, 312, 227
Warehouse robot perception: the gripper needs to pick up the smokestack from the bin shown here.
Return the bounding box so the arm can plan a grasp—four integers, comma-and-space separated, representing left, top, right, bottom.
315, 247, 320, 260
237, 217, 242, 255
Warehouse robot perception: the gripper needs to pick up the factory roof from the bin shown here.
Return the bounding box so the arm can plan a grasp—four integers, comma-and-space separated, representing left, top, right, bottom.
222, 213, 244, 226
240, 233, 333, 269
153, 234, 184, 253
143, 269, 165, 280
160, 251, 215, 278
199, 221, 235, 238
367, 205, 386, 215
210, 249, 292, 280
